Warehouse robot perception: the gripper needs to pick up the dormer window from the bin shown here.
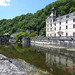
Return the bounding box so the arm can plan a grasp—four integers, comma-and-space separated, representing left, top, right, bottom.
66, 15, 69, 18
50, 16, 52, 18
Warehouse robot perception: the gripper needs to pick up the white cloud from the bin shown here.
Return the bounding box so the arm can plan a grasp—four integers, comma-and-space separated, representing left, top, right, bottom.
0, 0, 11, 6
6, 0, 11, 2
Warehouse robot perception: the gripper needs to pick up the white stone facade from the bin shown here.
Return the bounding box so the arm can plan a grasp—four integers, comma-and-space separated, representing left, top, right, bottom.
46, 9, 75, 37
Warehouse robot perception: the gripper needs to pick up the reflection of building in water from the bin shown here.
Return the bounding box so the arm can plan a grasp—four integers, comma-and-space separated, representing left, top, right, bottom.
22, 42, 30, 48
31, 44, 75, 75
22, 37, 30, 48
46, 52, 75, 75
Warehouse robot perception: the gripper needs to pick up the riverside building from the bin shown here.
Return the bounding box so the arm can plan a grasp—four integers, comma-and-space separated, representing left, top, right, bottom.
46, 8, 75, 37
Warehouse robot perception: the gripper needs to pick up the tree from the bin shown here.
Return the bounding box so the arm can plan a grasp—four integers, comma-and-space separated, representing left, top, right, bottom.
69, 7, 75, 13
0, 0, 75, 36
14, 32, 25, 42
24, 32, 30, 38
40, 27, 46, 36
30, 32, 36, 37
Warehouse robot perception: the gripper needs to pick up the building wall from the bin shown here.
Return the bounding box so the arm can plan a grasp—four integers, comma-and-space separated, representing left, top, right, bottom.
46, 12, 75, 37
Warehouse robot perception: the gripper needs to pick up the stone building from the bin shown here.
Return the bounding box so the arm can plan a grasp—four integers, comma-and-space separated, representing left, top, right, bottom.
46, 8, 75, 37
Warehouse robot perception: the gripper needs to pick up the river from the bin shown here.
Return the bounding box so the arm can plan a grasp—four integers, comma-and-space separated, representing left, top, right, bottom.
0, 42, 75, 75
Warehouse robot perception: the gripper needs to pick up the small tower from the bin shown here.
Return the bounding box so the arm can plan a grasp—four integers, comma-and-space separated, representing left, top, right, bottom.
50, 8, 56, 22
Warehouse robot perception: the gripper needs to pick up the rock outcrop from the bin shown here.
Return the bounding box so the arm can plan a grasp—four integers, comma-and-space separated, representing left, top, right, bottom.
0, 54, 27, 75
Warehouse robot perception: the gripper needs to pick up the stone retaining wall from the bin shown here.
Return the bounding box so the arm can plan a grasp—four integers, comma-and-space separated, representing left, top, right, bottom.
30, 37, 75, 49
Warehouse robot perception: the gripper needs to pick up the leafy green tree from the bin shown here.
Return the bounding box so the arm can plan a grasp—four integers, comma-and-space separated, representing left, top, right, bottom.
0, 0, 75, 36
40, 27, 46, 36
30, 32, 36, 37
24, 32, 30, 38
14, 32, 25, 42
69, 7, 75, 13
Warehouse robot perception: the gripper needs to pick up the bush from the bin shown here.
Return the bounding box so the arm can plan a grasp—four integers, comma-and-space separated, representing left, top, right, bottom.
30, 32, 36, 37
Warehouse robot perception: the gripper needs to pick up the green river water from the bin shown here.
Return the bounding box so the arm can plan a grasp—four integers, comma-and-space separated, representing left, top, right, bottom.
0, 43, 75, 75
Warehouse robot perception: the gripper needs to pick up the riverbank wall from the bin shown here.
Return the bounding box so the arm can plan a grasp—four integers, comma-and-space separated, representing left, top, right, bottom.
30, 37, 75, 49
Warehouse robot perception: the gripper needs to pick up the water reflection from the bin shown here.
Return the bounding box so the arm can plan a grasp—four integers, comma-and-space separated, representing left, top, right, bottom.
0, 41, 9, 45
31, 44, 75, 75
46, 52, 75, 75
22, 42, 30, 48
0, 42, 75, 75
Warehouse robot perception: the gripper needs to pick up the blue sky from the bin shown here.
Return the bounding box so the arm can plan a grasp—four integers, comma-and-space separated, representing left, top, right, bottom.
0, 0, 57, 20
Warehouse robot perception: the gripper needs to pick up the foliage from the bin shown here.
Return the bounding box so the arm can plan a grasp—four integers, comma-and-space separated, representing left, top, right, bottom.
40, 27, 46, 36
13, 32, 25, 41
69, 7, 75, 13
30, 32, 36, 37
24, 32, 30, 37
0, 0, 75, 36
14, 32, 35, 41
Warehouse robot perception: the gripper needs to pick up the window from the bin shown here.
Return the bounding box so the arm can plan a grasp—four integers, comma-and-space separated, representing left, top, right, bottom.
54, 34, 56, 37
47, 24, 49, 27
73, 19, 75, 22
47, 34, 49, 36
54, 23, 56, 26
66, 26, 68, 29
50, 16, 52, 18
50, 24, 52, 27
73, 24, 75, 28
47, 28, 49, 31
55, 27, 56, 31
66, 15, 69, 18
47, 21, 49, 23
59, 22, 61, 25
50, 20, 52, 22
55, 19, 57, 21
66, 33, 68, 36
73, 32, 75, 36
59, 27, 61, 30
66, 20, 68, 24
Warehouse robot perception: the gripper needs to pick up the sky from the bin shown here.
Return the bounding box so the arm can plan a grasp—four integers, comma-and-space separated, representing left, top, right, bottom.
0, 0, 57, 20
